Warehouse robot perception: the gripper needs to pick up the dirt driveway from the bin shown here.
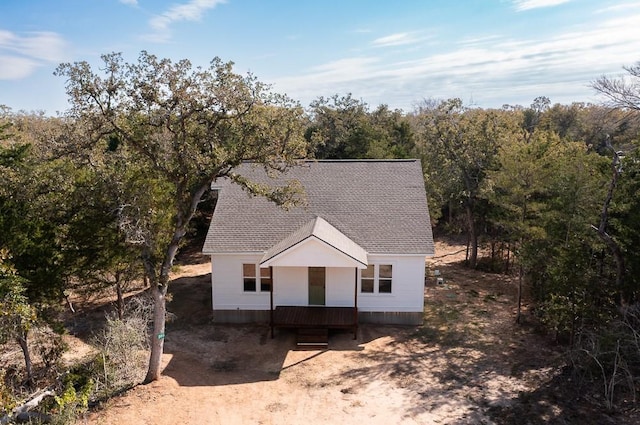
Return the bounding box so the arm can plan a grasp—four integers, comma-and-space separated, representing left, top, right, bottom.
81, 242, 607, 425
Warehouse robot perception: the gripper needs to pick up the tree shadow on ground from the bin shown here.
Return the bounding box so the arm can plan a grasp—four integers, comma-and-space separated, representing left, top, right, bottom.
160, 324, 290, 386
484, 366, 637, 425
161, 269, 371, 387
160, 323, 377, 387
332, 258, 638, 424
331, 329, 576, 424
165, 273, 213, 326
329, 258, 573, 424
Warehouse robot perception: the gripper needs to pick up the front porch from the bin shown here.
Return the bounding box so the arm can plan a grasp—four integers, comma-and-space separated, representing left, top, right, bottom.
270, 306, 358, 341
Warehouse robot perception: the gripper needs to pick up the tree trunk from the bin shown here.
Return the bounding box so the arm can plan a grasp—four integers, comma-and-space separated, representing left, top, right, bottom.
516, 264, 523, 324
465, 203, 478, 268
17, 332, 33, 386
505, 243, 511, 273
143, 283, 167, 383
516, 202, 527, 323
592, 144, 626, 303
142, 182, 217, 383
116, 275, 124, 320
465, 236, 470, 262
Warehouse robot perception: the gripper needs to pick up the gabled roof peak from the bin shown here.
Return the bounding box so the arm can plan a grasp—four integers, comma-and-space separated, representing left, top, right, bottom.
260, 215, 368, 267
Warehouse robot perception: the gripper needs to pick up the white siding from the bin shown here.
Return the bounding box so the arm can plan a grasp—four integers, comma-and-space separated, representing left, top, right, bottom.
211, 254, 270, 310
273, 266, 307, 306
357, 255, 425, 313
211, 253, 425, 313
326, 267, 357, 306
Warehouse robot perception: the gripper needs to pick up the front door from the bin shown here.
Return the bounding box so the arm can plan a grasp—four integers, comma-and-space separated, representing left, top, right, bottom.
308, 267, 326, 306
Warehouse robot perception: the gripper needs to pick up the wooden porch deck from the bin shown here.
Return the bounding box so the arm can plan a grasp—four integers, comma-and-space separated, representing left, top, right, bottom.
271, 306, 358, 339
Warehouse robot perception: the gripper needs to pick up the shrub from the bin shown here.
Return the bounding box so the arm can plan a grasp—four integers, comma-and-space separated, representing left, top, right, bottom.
92, 294, 151, 397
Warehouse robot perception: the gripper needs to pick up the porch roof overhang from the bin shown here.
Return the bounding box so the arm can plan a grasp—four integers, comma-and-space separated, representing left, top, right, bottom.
260, 216, 368, 269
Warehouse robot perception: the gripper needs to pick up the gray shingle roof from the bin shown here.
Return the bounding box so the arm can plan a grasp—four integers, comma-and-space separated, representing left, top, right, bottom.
202, 159, 434, 256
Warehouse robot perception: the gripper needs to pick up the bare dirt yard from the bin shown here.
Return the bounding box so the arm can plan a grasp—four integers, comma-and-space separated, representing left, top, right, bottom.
76, 240, 633, 425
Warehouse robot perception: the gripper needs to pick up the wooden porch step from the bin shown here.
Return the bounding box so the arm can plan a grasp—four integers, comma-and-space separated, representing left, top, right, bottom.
296, 328, 329, 347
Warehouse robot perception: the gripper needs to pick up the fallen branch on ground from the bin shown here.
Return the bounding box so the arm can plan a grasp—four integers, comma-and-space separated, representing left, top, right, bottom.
430, 249, 466, 260
0, 388, 54, 425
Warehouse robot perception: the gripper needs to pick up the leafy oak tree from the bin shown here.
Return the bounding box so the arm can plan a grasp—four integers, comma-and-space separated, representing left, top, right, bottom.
487, 130, 557, 321
416, 99, 510, 267
55, 52, 308, 382
0, 123, 71, 304
307, 94, 414, 159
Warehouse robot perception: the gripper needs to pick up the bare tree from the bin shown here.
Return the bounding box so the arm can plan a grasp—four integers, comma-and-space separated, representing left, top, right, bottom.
592, 62, 640, 111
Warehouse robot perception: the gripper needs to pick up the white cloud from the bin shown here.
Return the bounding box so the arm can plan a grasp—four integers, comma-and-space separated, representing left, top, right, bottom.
272, 11, 640, 110
310, 57, 380, 78
0, 30, 67, 80
595, 2, 640, 14
145, 0, 226, 42
512, 0, 571, 11
372, 32, 424, 47
0, 55, 38, 79
458, 35, 502, 46
119, 0, 138, 5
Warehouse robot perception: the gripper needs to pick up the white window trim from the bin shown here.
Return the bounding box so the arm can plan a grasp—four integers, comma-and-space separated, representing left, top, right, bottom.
359, 263, 394, 295
242, 262, 257, 293
360, 264, 375, 294
378, 263, 393, 294
259, 266, 273, 293
242, 262, 272, 294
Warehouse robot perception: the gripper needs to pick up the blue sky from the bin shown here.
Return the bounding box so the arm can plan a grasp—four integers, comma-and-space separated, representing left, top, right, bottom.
1, 0, 640, 114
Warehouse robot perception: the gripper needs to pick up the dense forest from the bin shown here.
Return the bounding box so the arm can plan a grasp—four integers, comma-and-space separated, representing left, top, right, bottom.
1, 53, 640, 422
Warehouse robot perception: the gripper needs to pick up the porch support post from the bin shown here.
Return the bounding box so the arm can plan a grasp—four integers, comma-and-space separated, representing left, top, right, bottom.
270, 266, 274, 339
353, 267, 358, 339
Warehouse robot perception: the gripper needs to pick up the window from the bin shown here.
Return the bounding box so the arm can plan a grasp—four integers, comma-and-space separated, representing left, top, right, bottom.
243, 263, 256, 292
361, 265, 374, 293
379, 264, 393, 293
361, 264, 393, 294
260, 267, 272, 292
243, 264, 271, 292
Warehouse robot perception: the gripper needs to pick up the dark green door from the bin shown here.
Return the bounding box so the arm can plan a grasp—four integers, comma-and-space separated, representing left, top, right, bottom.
308, 267, 326, 306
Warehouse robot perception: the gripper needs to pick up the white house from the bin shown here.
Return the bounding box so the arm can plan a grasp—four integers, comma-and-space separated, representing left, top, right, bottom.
202, 159, 435, 335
